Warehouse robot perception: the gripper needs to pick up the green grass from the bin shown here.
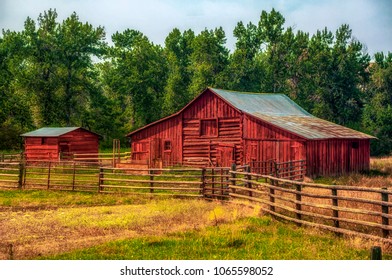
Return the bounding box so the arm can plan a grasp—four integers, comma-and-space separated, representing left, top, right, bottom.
0, 189, 149, 208
44, 216, 391, 260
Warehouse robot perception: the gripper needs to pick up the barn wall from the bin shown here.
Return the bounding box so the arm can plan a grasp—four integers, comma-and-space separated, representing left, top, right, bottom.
181, 90, 242, 166
59, 129, 99, 155
24, 137, 59, 160
130, 116, 182, 165
306, 139, 370, 176
243, 115, 306, 164
128, 89, 371, 174
24, 128, 99, 161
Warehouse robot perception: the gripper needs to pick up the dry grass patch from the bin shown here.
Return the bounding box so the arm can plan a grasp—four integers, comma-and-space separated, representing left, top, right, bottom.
0, 197, 256, 260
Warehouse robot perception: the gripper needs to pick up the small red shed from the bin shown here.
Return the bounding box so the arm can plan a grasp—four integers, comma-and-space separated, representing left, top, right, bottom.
127, 88, 375, 177
21, 127, 100, 161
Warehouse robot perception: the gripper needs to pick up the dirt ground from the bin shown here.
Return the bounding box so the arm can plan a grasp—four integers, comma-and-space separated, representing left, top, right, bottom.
0, 199, 256, 259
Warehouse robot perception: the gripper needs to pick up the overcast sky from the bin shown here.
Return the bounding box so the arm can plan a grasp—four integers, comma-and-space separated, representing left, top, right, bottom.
0, 0, 391, 56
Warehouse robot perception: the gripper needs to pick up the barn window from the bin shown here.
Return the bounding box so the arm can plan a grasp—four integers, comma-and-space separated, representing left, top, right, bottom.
352, 142, 359, 149
41, 138, 47, 145
164, 140, 171, 151
200, 119, 218, 137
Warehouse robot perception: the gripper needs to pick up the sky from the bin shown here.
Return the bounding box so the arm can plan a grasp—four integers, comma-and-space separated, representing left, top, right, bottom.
0, 0, 391, 56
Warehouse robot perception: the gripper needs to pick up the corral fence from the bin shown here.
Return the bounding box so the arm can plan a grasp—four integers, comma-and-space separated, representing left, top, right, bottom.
0, 153, 21, 163
0, 160, 391, 244
223, 167, 392, 244
0, 160, 228, 198
249, 159, 306, 181
61, 152, 132, 167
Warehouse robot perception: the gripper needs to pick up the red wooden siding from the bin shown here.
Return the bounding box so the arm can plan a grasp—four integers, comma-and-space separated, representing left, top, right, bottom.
181, 90, 242, 166
243, 114, 306, 164
24, 128, 99, 161
131, 116, 182, 166
24, 137, 59, 160
306, 139, 370, 176
128, 88, 372, 177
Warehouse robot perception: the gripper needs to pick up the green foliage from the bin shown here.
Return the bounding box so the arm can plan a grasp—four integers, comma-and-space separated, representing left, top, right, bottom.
0, 8, 391, 154
162, 28, 195, 115
108, 29, 168, 128
362, 52, 392, 155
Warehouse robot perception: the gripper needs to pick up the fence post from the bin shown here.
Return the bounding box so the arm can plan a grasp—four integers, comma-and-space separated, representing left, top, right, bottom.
98, 167, 104, 192
47, 161, 52, 190
371, 246, 382, 260
201, 168, 206, 196
296, 184, 302, 224
149, 169, 154, 193
211, 168, 215, 197
230, 164, 236, 194
332, 187, 340, 234
246, 165, 252, 197
18, 158, 25, 189
72, 162, 76, 191
273, 161, 279, 178
382, 187, 389, 238
1, 154, 4, 162
269, 178, 276, 213
8, 244, 13, 260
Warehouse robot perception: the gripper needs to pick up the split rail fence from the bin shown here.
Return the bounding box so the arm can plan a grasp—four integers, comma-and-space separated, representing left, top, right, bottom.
0, 161, 390, 244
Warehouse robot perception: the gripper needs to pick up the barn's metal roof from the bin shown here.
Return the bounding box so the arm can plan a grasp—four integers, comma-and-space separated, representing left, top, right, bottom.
21, 127, 81, 137
210, 88, 374, 139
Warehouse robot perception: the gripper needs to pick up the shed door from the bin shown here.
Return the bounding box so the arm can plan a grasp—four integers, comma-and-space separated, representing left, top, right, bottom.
59, 142, 70, 159
216, 144, 234, 167
150, 138, 161, 168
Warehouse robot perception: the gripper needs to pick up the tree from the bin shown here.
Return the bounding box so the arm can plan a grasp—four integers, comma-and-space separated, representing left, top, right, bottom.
162, 28, 195, 115
0, 31, 33, 150
57, 12, 106, 125
222, 21, 262, 92
188, 27, 229, 96
362, 52, 392, 155
109, 29, 168, 128
257, 8, 288, 93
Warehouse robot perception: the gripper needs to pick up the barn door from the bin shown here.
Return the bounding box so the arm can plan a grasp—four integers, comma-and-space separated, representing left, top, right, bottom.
290, 141, 305, 161
150, 138, 162, 168
216, 144, 235, 167
59, 142, 70, 160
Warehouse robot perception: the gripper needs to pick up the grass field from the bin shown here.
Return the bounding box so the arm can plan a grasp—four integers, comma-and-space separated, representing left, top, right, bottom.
1, 190, 391, 260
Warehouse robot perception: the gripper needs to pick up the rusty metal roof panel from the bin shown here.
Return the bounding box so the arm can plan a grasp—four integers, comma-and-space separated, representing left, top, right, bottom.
21, 127, 81, 137
210, 88, 374, 139
211, 88, 312, 117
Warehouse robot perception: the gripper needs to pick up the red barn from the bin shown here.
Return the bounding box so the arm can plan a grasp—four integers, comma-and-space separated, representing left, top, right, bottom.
21, 127, 100, 161
127, 88, 375, 177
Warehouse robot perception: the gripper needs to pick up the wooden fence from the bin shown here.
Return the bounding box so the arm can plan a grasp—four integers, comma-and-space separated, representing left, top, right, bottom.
249, 159, 306, 181
0, 153, 21, 163
0, 161, 225, 197
0, 160, 391, 244
223, 168, 392, 244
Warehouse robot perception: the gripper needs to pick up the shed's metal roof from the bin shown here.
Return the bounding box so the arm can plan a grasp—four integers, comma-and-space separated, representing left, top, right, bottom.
210, 88, 374, 139
21, 127, 81, 137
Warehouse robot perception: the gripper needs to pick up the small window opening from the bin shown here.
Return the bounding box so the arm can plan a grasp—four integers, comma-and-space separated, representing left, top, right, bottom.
352, 142, 359, 149
200, 119, 218, 137
164, 140, 172, 151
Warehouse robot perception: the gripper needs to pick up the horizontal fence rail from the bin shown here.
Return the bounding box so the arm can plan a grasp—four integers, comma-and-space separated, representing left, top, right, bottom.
226, 169, 392, 244
248, 159, 306, 181
0, 161, 390, 244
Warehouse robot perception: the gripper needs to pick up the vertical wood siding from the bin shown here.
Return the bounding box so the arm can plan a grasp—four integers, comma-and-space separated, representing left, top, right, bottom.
24, 128, 99, 161
129, 89, 371, 176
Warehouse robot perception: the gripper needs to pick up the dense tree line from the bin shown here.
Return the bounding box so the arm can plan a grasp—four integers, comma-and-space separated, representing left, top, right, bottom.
0, 9, 391, 155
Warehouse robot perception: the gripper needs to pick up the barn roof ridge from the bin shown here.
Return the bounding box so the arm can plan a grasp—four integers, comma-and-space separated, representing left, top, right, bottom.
21, 127, 99, 137
127, 87, 375, 139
